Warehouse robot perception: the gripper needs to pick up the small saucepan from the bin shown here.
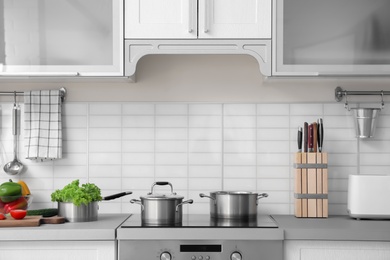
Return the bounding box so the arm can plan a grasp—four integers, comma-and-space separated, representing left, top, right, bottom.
58, 191, 132, 222
131, 182, 193, 226
200, 191, 268, 220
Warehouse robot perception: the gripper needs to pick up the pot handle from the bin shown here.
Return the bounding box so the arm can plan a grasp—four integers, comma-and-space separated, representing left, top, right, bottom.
103, 191, 133, 201
256, 193, 268, 205
130, 199, 145, 211
199, 193, 217, 205
175, 199, 194, 212
149, 181, 176, 195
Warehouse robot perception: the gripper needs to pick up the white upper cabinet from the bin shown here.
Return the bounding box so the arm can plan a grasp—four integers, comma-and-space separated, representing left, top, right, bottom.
125, 0, 271, 39
273, 0, 390, 76
0, 0, 123, 77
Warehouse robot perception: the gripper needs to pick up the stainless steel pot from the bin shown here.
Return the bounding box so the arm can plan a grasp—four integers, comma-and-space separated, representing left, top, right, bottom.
199, 191, 268, 220
130, 182, 193, 226
58, 191, 132, 222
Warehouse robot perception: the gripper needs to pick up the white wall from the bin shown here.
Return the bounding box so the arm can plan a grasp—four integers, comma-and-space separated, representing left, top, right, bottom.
0, 55, 390, 216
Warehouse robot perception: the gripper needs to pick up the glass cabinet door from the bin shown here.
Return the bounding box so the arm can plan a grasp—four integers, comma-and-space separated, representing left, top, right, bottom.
273, 0, 390, 76
0, 0, 123, 76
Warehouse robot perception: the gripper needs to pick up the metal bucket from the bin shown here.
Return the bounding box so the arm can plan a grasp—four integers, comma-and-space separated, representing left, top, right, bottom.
351, 108, 380, 138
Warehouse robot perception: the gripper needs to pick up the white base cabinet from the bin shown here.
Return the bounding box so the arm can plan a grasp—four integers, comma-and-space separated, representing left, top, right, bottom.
285, 240, 390, 260
0, 241, 115, 260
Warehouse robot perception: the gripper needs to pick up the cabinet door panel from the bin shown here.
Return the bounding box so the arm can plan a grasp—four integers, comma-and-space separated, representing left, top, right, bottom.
125, 0, 197, 39
0, 0, 123, 76
198, 0, 271, 39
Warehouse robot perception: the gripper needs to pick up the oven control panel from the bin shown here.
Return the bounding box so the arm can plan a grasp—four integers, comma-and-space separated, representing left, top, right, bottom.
118, 240, 282, 260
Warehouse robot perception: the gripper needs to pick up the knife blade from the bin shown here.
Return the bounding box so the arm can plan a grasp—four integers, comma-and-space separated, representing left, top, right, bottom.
317, 118, 324, 152
308, 124, 313, 152
303, 122, 308, 153
297, 127, 303, 152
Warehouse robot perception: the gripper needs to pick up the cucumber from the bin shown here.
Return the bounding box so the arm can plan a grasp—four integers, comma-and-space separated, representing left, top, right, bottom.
27, 208, 58, 217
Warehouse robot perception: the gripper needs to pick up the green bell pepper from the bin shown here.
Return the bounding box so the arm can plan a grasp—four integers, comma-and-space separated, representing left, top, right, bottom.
0, 179, 22, 202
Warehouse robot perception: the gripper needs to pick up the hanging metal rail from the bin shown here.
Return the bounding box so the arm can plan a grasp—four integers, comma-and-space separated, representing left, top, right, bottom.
335, 86, 389, 110
0, 87, 66, 102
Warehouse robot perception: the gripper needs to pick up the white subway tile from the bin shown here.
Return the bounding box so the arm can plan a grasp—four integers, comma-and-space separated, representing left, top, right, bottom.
123, 103, 155, 115
188, 178, 222, 190
224, 166, 256, 178
257, 116, 290, 128
189, 104, 222, 115
360, 140, 390, 153
54, 153, 87, 166
155, 153, 188, 165
377, 115, 390, 127
89, 140, 121, 153
189, 166, 222, 178
89, 165, 121, 178
122, 153, 154, 165
89, 177, 122, 190
328, 166, 357, 179
89, 153, 122, 165
54, 166, 87, 178
360, 165, 390, 174
224, 104, 256, 116
189, 140, 222, 153
257, 129, 289, 141
123, 115, 154, 127
123, 128, 154, 140
290, 104, 323, 116
156, 140, 187, 153
360, 153, 390, 166
329, 153, 358, 166
63, 115, 88, 128
324, 103, 350, 116
257, 166, 290, 178
189, 128, 222, 140
224, 129, 256, 141
156, 165, 187, 178
323, 128, 356, 141
156, 104, 188, 115
89, 103, 121, 115
257, 153, 290, 166
224, 116, 256, 128
224, 179, 256, 190
224, 153, 256, 166
63, 103, 88, 115
156, 128, 188, 140
63, 128, 87, 141
257, 104, 290, 116
123, 140, 154, 153
189, 116, 222, 128
122, 165, 154, 177
121, 178, 155, 190
156, 116, 188, 127
224, 141, 256, 153
89, 128, 122, 140
325, 140, 357, 154
323, 115, 354, 128
189, 153, 222, 165
257, 179, 289, 191
23, 165, 54, 178
257, 141, 289, 153
89, 115, 121, 128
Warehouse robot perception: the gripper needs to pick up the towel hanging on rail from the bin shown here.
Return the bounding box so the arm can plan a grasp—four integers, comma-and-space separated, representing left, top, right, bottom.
24, 90, 62, 160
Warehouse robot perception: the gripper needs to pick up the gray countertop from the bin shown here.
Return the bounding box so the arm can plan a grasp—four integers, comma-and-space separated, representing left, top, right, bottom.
1, 214, 390, 242
0, 214, 131, 241
273, 215, 390, 241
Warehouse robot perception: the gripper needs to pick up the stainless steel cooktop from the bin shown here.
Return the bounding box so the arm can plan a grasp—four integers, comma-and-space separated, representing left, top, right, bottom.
120, 214, 278, 228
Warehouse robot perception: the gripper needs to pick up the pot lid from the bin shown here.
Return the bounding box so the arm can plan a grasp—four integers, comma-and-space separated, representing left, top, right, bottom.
141, 193, 184, 200
212, 191, 257, 195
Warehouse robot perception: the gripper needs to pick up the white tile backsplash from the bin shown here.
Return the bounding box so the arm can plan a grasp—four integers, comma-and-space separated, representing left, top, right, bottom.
3, 102, 389, 215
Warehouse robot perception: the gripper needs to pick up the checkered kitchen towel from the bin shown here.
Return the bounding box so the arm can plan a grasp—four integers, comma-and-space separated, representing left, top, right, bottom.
24, 90, 62, 160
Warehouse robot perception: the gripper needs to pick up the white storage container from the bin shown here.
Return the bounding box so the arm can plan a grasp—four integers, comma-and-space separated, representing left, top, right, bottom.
348, 174, 390, 219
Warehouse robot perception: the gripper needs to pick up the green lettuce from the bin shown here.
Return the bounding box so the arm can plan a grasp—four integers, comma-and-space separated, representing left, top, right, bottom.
51, 179, 102, 206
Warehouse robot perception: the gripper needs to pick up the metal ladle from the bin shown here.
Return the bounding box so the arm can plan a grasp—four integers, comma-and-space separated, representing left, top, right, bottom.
3, 93, 24, 175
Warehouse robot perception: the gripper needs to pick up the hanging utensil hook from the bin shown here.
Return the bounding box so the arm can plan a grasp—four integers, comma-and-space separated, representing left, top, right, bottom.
381, 90, 385, 109
344, 91, 350, 111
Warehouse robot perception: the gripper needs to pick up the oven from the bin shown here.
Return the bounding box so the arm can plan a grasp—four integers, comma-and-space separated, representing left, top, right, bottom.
117, 214, 284, 260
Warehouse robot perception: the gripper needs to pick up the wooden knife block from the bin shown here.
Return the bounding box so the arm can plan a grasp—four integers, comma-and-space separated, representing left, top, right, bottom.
294, 152, 328, 218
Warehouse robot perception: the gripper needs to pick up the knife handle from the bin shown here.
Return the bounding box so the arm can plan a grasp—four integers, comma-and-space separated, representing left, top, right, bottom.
304, 122, 308, 153
298, 127, 303, 152
312, 122, 318, 153
308, 124, 313, 152
318, 118, 324, 152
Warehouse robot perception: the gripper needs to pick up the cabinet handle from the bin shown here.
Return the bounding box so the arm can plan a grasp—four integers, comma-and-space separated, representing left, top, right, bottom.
204, 0, 209, 33
188, 0, 193, 33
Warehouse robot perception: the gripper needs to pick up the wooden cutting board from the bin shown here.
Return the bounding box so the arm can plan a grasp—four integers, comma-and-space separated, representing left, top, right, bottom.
0, 216, 41, 227
0, 215, 65, 227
